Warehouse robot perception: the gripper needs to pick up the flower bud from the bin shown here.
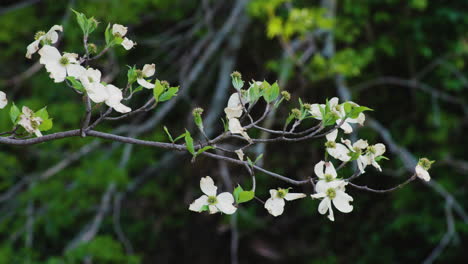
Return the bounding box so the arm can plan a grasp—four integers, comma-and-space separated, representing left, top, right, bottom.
291, 108, 302, 119
281, 91, 291, 101
192, 107, 204, 130
303, 103, 312, 111
418, 158, 435, 171
87, 43, 97, 55
231, 71, 244, 90
160, 80, 170, 89
34, 31, 46, 40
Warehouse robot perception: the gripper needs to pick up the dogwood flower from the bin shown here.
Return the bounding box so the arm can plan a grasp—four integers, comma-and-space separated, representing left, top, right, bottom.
0, 91, 7, 109
311, 180, 353, 221
224, 92, 243, 119
104, 84, 131, 113
38, 46, 84, 83
229, 118, 251, 142
112, 24, 135, 50
18, 106, 42, 137
314, 160, 339, 187
361, 143, 386, 172
136, 64, 155, 89
189, 176, 237, 214
415, 158, 434, 181
79, 68, 108, 103
324, 130, 350, 162
264, 188, 306, 216
26, 25, 62, 59
341, 138, 369, 173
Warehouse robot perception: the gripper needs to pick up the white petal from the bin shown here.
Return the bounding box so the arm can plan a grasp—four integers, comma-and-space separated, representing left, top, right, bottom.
329, 97, 339, 108
374, 143, 386, 156
137, 78, 155, 89
189, 195, 209, 212
315, 181, 329, 193
45, 25, 63, 43
327, 200, 335, 221
311, 192, 326, 199
353, 139, 368, 150
200, 176, 217, 196
314, 161, 325, 179
112, 24, 128, 37
326, 129, 338, 142
112, 103, 132, 113
269, 189, 278, 198
38, 45, 61, 65
66, 64, 86, 78
121, 38, 135, 50
284, 193, 306, 201
87, 83, 108, 103
228, 118, 244, 134
235, 149, 244, 161
325, 162, 337, 178
45, 62, 67, 83
227, 93, 242, 108
338, 120, 353, 134
208, 205, 219, 214
318, 198, 330, 215
0, 91, 7, 109
328, 144, 351, 162
372, 159, 382, 172
264, 197, 285, 217
25, 40, 40, 59
224, 106, 243, 119
309, 104, 323, 119
142, 63, 155, 77
332, 191, 353, 213
216, 192, 237, 215
357, 156, 367, 173
416, 165, 431, 181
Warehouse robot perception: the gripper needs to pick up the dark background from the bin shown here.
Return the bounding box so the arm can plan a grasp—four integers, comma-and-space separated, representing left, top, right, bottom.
0, 0, 467, 263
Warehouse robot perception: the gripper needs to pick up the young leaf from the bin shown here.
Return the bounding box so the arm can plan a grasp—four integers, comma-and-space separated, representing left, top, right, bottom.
173, 132, 187, 143
264, 81, 280, 103
238, 190, 255, 203
233, 185, 244, 202
196, 146, 214, 155
159, 86, 179, 102
163, 126, 174, 143
9, 103, 20, 124
184, 130, 195, 155
153, 80, 165, 102
38, 118, 53, 131
34, 107, 49, 120
104, 23, 113, 46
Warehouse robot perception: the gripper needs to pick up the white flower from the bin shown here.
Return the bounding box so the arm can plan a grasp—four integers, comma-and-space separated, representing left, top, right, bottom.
189, 176, 237, 215
228, 118, 251, 142
38, 46, 84, 83
325, 130, 350, 162
341, 138, 369, 173
26, 25, 62, 59
235, 149, 244, 161
309, 97, 365, 134
104, 84, 131, 113
112, 24, 128, 37
361, 143, 386, 172
264, 188, 306, 216
79, 68, 109, 103
0, 91, 7, 109
311, 180, 353, 221
18, 106, 42, 137
137, 64, 155, 89
415, 158, 434, 181
121, 38, 135, 50
415, 165, 430, 181
314, 160, 339, 186
224, 92, 243, 119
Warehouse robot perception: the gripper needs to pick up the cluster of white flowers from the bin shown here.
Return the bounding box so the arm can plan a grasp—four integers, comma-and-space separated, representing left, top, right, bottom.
25, 24, 148, 114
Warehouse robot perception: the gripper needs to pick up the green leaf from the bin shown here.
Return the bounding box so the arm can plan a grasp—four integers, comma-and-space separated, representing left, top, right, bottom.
238, 191, 255, 203
184, 130, 195, 155
66, 76, 85, 92
153, 80, 165, 102
233, 185, 244, 202
104, 23, 113, 45
159, 86, 179, 102
375, 155, 390, 162
173, 132, 187, 143
9, 103, 20, 124
254, 154, 264, 164
38, 118, 53, 131
348, 106, 373, 119
196, 146, 213, 155
71, 9, 87, 34
200, 205, 209, 212
163, 126, 174, 143
221, 118, 229, 132
35, 107, 49, 120
263, 81, 280, 103
127, 66, 137, 84
248, 82, 261, 103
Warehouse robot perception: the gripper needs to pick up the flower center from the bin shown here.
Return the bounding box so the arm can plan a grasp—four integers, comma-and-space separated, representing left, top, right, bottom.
324, 174, 334, 182
276, 189, 287, 198
207, 196, 217, 205
136, 69, 144, 79
59, 56, 69, 66
88, 77, 94, 83
353, 146, 361, 153
368, 146, 377, 154
325, 141, 336, 148
326, 188, 336, 199
418, 158, 433, 170
34, 31, 46, 40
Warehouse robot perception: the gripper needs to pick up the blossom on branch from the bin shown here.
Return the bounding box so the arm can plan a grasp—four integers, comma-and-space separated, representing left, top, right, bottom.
112, 24, 135, 50
104, 84, 131, 113
325, 129, 350, 162
415, 158, 434, 181
136, 64, 156, 89
26, 25, 62, 59
38, 46, 84, 83
311, 180, 353, 221
264, 188, 306, 216
18, 106, 43, 137
79, 68, 109, 103
189, 176, 237, 214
